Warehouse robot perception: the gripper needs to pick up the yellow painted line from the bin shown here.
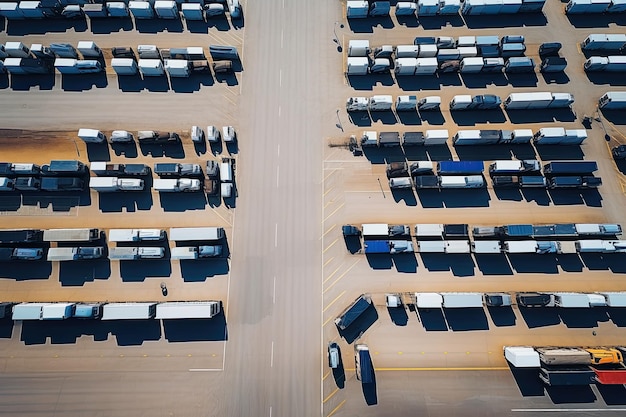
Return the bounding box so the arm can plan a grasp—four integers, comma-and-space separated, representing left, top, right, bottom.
221, 93, 238, 107
322, 238, 339, 254
323, 388, 339, 403
323, 186, 335, 197
324, 169, 338, 182
323, 371, 331, 381
323, 259, 360, 294
323, 314, 336, 327
323, 224, 337, 237
342, 367, 510, 371
323, 200, 335, 209
323, 265, 342, 284
323, 257, 335, 267
323, 203, 345, 222
327, 399, 346, 417
323, 290, 346, 313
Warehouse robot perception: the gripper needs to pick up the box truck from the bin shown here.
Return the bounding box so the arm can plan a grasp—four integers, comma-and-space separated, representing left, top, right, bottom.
109, 247, 165, 260
108, 229, 165, 242
89, 177, 145, 192
170, 246, 223, 259
41, 303, 75, 320
43, 228, 99, 242
441, 293, 483, 308
101, 303, 157, 320
155, 301, 221, 319
505, 346, 540, 367
169, 227, 225, 241
355, 344, 374, 383
46, 247, 104, 261
334, 295, 372, 330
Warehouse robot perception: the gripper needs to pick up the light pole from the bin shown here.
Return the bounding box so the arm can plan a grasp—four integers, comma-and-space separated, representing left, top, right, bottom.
335, 109, 343, 132
333, 21, 344, 45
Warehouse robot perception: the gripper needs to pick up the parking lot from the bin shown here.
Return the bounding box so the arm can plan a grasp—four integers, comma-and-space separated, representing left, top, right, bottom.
322, 0, 626, 414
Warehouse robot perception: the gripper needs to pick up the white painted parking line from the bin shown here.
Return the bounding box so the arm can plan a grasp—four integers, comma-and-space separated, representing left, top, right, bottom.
277, 144, 280, 158
276, 165, 280, 187
279, 69, 282, 87
273, 276, 276, 304
275, 223, 278, 247
189, 368, 222, 372
281, 29, 284, 49
278, 105, 281, 117
270, 341, 274, 367
269, 406, 272, 417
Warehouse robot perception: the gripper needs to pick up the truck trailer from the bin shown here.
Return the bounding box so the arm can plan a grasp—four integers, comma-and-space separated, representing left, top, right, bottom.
108, 229, 165, 242
46, 247, 104, 261
101, 303, 157, 320
108, 247, 165, 260
43, 228, 99, 242
334, 294, 372, 330
155, 301, 221, 319
169, 227, 225, 241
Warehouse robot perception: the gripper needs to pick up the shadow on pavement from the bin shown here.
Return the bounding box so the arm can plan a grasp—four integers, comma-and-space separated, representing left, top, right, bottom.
508, 364, 545, 397
163, 314, 228, 342
557, 307, 609, 328
443, 307, 489, 331
418, 308, 448, 331
336, 304, 378, 344
387, 305, 409, 326
486, 306, 517, 327
596, 384, 626, 405
545, 385, 596, 404
518, 307, 562, 328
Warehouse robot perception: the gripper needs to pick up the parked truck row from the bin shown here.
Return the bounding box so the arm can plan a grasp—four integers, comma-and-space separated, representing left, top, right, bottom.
505, 344, 626, 387
346, 0, 546, 19
0, 1, 242, 24
0, 40, 240, 78
5, 301, 222, 321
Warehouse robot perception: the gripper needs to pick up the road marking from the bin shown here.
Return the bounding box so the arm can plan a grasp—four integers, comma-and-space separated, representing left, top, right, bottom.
323, 388, 339, 403
279, 69, 282, 87
273, 276, 276, 304
323, 290, 346, 313
512, 410, 626, 413
322, 238, 338, 254
323, 202, 345, 222
323, 257, 335, 267
322, 224, 336, 237
327, 400, 346, 417
276, 165, 280, 187
342, 366, 510, 371
323, 259, 360, 294
323, 371, 330, 380
323, 265, 342, 284
269, 406, 272, 417
275, 223, 278, 247
278, 105, 281, 117
270, 341, 274, 367
189, 368, 222, 372
281, 29, 284, 49
323, 186, 335, 197
277, 144, 280, 158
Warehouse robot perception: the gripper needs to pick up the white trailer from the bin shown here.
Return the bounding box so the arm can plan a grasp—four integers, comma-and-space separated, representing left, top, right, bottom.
111, 58, 138, 76
155, 301, 221, 319
346, 0, 369, 18
362, 224, 389, 237
394, 57, 418, 75
600, 292, 626, 307
108, 229, 165, 242
169, 227, 225, 241
77, 41, 101, 58
504, 92, 555, 110
441, 292, 483, 308
472, 240, 502, 254
165, 59, 191, 77
510, 129, 534, 144
43, 228, 99, 242
440, 176, 484, 188
46, 247, 104, 261
460, 57, 484, 73
395, 95, 417, 111
395, 45, 419, 58
139, 59, 165, 77
346, 97, 368, 111
181, 3, 204, 20
154, 0, 178, 18
12, 303, 45, 320
424, 130, 449, 145
418, 241, 446, 253
347, 57, 369, 75
445, 240, 471, 253
368, 95, 393, 111
504, 240, 538, 253
77, 128, 105, 144
90, 177, 144, 192
418, 44, 438, 58
101, 303, 157, 320
599, 91, 626, 109
153, 178, 201, 192
575, 240, 617, 253
41, 303, 75, 320
415, 293, 443, 309
554, 293, 591, 308
415, 224, 444, 237
4, 41, 30, 58
504, 346, 540, 368
348, 40, 370, 57
107, 2, 129, 17
415, 57, 438, 74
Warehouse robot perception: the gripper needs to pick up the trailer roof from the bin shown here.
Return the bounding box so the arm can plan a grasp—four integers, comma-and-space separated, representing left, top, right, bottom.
441, 293, 483, 308
504, 346, 541, 367
155, 302, 219, 319
362, 223, 389, 236
415, 293, 443, 308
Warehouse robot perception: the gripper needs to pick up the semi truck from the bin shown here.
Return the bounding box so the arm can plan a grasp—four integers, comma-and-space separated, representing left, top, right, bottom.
438, 160, 484, 175
489, 160, 541, 175
169, 227, 225, 241
439, 175, 485, 188
554, 293, 592, 308
73, 303, 103, 319
43, 228, 100, 242
0, 248, 44, 261
89, 177, 145, 192
537, 347, 623, 366
108, 247, 165, 260
40, 177, 85, 192
355, 344, 374, 384
46, 247, 104, 261
599, 91, 626, 110
153, 163, 202, 177
41, 160, 87, 176
334, 294, 372, 330
153, 178, 202, 192
0, 229, 43, 244
41, 303, 75, 320
155, 301, 221, 319
101, 303, 157, 320
90, 162, 150, 176
503, 92, 574, 110
137, 131, 180, 143
543, 161, 598, 176
584, 56, 626, 72
600, 292, 626, 307
170, 246, 223, 259
0, 162, 40, 176
108, 229, 165, 242
516, 292, 556, 307
362, 224, 390, 238
539, 366, 596, 386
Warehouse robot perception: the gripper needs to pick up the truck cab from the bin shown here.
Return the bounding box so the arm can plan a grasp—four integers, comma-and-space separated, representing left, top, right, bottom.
154, 163, 202, 178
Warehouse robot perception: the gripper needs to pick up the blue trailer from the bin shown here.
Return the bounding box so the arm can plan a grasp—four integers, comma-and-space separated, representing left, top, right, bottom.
438, 160, 484, 175
503, 224, 534, 237
334, 295, 372, 330
364, 240, 391, 254
543, 161, 598, 176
